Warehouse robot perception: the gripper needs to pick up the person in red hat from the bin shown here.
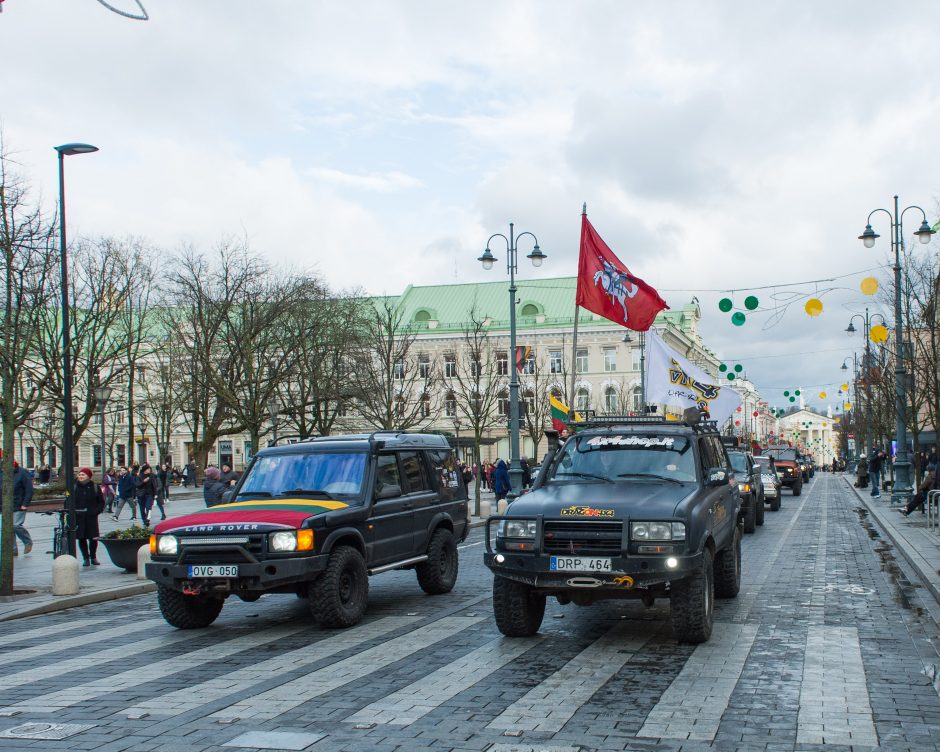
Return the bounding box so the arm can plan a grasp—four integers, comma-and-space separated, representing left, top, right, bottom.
74, 467, 106, 566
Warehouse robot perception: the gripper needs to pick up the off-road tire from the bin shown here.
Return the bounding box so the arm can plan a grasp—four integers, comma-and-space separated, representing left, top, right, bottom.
670, 548, 714, 644
743, 496, 756, 534
309, 545, 369, 628
792, 481, 802, 497
157, 585, 224, 629
756, 495, 765, 525
770, 493, 781, 511
714, 526, 741, 599
493, 575, 546, 637
416, 528, 459, 594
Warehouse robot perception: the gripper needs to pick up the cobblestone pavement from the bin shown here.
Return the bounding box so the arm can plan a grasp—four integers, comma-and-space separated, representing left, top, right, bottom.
1, 474, 939, 751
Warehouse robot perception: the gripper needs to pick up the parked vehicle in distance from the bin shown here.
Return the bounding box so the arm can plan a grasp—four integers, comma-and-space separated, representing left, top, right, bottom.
765, 446, 803, 495
727, 449, 764, 532
754, 455, 781, 511
147, 433, 469, 629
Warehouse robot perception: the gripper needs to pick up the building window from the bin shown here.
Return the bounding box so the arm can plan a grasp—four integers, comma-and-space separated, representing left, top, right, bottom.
576, 388, 590, 412
632, 386, 643, 412
498, 389, 510, 417
470, 358, 481, 378
414, 309, 431, 322
632, 347, 641, 371
394, 359, 405, 380
550, 350, 562, 374
116, 410, 125, 425
26, 447, 35, 468
418, 354, 430, 378
444, 353, 457, 378
604, 386, 618, 413
420, 393, 431, 418
520, 303, 539, 316
93, 445, 102, 467
576, 349, 588, 373
445, 392, 457, 417
604, 348, 617, 372
116, 444, 126, 466
497, 352, 509, 376
523, 389, 535, 419
522, 351, 536, 375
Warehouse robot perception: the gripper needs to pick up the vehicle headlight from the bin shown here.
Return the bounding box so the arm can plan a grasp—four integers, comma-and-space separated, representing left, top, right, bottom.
269, 531, 298, 552
500, 520, 537, 538
631, 521, 683, 541
155, 535, 178, 555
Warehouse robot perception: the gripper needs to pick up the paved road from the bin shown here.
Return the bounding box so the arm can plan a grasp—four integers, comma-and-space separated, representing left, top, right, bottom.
1, 474, 939, 751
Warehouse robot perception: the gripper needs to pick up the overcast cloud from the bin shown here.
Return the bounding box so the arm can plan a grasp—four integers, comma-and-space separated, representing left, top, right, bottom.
1, 0, 938, 414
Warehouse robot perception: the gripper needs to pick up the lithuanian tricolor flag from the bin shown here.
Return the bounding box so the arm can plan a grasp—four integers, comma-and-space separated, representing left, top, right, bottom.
550, 394, 582, 431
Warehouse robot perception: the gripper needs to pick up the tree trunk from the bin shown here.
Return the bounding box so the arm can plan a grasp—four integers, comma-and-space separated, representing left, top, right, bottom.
0, 425, 15, 595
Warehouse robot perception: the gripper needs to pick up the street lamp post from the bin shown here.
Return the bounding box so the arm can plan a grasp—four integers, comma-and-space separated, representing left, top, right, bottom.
453, 417, 463, 463
479, 223, 546, 500
55, 142, 98, 557
267, 398, 279, 447
858, 197, 936, 502
841, 355, 859, 462
93, 385, 112, 478
845, 309, 885, 459
17, 427, 25, 467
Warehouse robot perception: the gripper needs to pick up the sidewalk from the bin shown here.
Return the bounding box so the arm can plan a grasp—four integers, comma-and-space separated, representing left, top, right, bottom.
0, 486, 499, 622
845, 475, 940, 606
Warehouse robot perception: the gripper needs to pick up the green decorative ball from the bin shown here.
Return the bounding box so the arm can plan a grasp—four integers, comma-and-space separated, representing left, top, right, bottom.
744, 295, 759, 310
734, 364, 743, 373
719, 298, 733, 313
719, 363, 728, 372
795, 389, 801, 396
789, 396, 796, 402
727, 373, 735, 381
731, 312, 746, 326
784, 390, 790, 396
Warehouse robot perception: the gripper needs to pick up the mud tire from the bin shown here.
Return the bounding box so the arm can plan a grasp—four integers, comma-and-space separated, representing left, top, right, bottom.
670, 548, 714, 644
416, 528, 459, 595
309, 545, 369, 628
493, 576, 546, 637
157, 585, 224, 629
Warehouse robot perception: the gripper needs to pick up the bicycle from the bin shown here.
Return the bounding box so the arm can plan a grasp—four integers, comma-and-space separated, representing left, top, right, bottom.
41, 508, 71, 558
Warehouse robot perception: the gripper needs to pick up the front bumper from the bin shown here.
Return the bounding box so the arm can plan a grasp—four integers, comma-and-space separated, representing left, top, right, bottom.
146, 554, 328, 594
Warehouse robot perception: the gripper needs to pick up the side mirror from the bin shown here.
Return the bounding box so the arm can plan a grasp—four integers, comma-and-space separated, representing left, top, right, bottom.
375, 483, 402, 500
707, 468, 727, 487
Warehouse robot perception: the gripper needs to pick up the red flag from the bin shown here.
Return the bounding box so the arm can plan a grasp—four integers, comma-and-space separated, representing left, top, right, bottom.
576, 213, 668, 331
515, 345, 532, 372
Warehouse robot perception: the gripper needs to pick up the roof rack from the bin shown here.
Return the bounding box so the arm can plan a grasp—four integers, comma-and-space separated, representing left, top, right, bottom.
573, 414, 720, 435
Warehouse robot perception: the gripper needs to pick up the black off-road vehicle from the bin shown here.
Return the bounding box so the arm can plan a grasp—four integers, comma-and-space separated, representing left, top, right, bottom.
727, 449, 765, 533
484, 410, 742, 644
147, 433, 469, 629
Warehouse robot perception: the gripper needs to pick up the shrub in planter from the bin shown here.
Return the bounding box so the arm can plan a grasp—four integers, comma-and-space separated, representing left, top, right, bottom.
98, 525, 153, 571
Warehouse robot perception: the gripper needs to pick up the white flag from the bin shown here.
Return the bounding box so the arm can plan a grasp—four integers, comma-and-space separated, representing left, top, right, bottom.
645, 330, 742, 425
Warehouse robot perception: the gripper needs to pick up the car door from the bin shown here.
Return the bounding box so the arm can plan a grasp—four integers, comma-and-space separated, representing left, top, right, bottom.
710, 438, 737, 542
398, 450, 439, 555
368, 452, 415, 565
700, 437, 733, 545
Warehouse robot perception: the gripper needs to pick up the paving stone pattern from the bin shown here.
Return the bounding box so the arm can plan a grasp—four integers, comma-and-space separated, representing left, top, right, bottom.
0, 475, 939, 751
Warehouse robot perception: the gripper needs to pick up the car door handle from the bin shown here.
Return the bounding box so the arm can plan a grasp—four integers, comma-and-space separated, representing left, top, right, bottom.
402, 502, 414, 510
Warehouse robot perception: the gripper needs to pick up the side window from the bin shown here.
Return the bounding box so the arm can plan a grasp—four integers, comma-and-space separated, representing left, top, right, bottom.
399, 451, 430, 493
375, 454, 402, 498
711, 438, 730, 471
427, 450, 460, 502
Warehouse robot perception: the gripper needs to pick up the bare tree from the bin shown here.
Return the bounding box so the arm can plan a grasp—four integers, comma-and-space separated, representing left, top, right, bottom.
521, 350, 555, 462
0, 148, 58, 595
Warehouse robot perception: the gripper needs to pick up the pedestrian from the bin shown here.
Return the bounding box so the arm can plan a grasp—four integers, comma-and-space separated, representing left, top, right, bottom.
37, 464, 51, 485
520, 457, 532, 489
101, 467, 116, 514
112, 466, 137, 521
219, 463, 237, 487
492, 458, 511, 502
136, 464, 157, 526
184, 458, 197, 487
869, 449, 885, 499
0, 461, 34, 556
484, 462, 494, 492
856, 456, 869, 489
152, 466, 167, 521
901, 463, 937, 516
74, 467, 105, 566
202, 466, 227, 507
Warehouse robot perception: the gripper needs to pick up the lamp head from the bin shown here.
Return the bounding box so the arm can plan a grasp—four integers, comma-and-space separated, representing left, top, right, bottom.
841, 362, 848, 371
54, 143, 99, 157
915, 219, 936, 245
526, 244, 546, 268
858, 224, 879, 249
846, 321, 856, 334
622, 332, 633, 343
93, 385, 113, 403
478, 248, 496, 270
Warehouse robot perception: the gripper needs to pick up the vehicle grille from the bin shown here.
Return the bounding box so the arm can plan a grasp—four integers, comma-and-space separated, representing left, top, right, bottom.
177, 533, 265, 562
542, 521, 624, 555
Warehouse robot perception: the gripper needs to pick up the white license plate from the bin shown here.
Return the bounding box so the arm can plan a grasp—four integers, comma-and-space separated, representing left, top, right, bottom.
550, 556, 612, 572
187, 565, 238, 578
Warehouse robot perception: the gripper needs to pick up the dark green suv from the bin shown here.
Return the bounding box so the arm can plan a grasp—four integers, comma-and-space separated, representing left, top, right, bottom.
484, 411, 742, 644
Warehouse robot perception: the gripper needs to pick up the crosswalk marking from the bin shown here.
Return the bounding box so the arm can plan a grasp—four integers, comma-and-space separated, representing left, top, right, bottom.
0, 618, 165, 666
1, 623, 317, 713
637, 623, 758, 741
347, 635, 542, 726
124, 616, 420, 718
210, 616, 484, 722
797, 625, 877, 747
487, 622, 652, 733
0, 617, 109, 652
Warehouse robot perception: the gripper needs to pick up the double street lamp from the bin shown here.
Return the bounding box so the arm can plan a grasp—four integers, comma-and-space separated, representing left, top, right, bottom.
93, 384, 112, 478
55, 142, 98, 557
267, 398, 279, 447
858, 197, 935, 502
845, 308, 886, 461
479, 223, 546, 499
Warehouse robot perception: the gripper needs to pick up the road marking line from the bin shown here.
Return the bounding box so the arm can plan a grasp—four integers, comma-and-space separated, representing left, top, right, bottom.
123, 616, 419, 718
458, 541, 484, 549
210, 615, 484, 722
348, 635, 542, 726
637, 623, 758, 741
797, 625, 877, 747
0, 618, 110, 652
487, 622, 651, 733
807, 486, 828, 623
2, 623, 317, 713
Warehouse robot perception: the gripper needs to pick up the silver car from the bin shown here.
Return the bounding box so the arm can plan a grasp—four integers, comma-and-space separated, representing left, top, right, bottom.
754, 455, 781, 510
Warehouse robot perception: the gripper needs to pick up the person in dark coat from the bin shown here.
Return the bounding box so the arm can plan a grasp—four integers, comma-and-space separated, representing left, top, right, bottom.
113, 466, 137, 521
0, 461, 34, 555
856, 457, 869, 489
74, 467, 105, 566
202, 466, 227, 507
520, 457, 532, 489
492, 459, 511, 501
135, 464, 157, 526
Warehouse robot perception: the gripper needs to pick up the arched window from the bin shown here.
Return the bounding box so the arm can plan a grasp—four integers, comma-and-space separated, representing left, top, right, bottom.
632, 386, 643, 412
414, 309, 431, 322
604, 386, 618, 413
576, 388, 590, 412
520, 303, 539, 316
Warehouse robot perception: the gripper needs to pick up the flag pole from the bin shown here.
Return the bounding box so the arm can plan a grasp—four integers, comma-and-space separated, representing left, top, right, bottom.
568, 203, 585, 420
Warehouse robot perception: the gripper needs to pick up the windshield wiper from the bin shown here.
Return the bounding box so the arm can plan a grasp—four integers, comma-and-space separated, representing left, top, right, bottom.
554, 471, 613, 484
617, 472, 685, 484
279, 488, 336, 499
236, 491, 272, 498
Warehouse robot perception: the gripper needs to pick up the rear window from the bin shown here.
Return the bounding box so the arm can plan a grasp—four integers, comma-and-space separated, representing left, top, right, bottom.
754, 456, 773, 471
238, 451, 368, 502
766, 448, 797, 462
728, 453, 749, 473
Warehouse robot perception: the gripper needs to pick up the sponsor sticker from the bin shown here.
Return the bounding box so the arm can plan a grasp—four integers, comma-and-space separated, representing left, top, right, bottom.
559, 505, 615, 518
585, 435, 675, 448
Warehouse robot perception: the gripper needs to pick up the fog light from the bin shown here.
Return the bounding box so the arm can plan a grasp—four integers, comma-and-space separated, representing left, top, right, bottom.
665, 557, 678, 569
495, 554, 505, 564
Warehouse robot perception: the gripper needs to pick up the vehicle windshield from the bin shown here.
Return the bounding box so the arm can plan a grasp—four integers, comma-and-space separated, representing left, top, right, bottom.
237, 451, 368, 502
754, 456, 774, 472
766, 448, 797, 462
728, 452, 749, 474
549, 434, 696, 483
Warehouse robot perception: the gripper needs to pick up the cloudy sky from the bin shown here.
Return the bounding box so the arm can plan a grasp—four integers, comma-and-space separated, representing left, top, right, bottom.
2, 0, 939, 414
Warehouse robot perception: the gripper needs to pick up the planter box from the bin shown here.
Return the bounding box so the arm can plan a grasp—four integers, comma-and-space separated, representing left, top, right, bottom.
97, 537, 149, 572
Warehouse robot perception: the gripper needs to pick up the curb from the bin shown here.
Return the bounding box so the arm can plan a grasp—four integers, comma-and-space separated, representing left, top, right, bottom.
0, 581, 156, 623
845, 477, 940, 607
